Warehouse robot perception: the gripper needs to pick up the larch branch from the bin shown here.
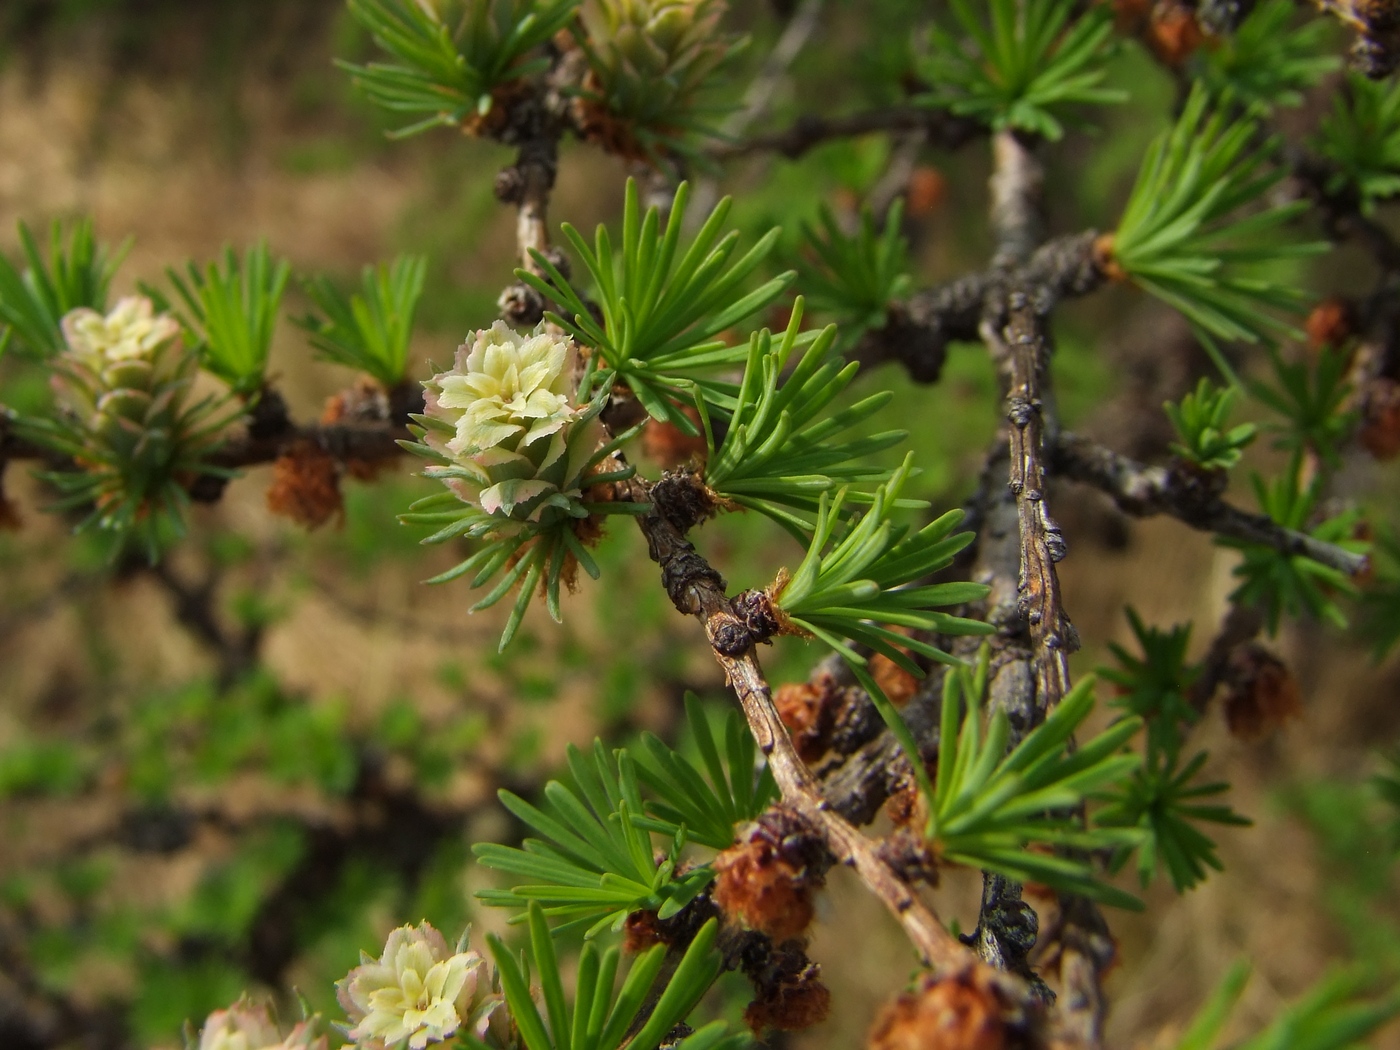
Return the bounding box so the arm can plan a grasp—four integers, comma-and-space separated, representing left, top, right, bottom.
854, 232, 1105, 381
984, 300, 1076, 709
1050, 431, 1370, 578
630, 475, 977, 976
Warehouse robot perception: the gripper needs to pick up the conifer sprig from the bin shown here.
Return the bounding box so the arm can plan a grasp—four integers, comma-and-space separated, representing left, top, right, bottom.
699, 302, 907, 540
296, 254, 427, 389
479, 902, 733, 1050
0, 219, 129, 358
574, 0, 740, 164
340, 0, 580, 138
473, 740, 713, 938
163, 242, 291, 396
26, 388, 237, 563
1253, 346, 1355, 466
1165, 378, 1257, 472
773, 457, 992, 675
1097, 750, 1251, 893
797, 200, 912, 333
1315, 72, 1400, 213
474, 702, 771, 936
519, 179, 793, 433
20, 297, 240, 561
1101, 609, 1200, 762
1107, 85, 1326, 352
925, 662, 1144, 908
1198, 0, 1338, 115
774, 461, 991, 818
917, 0, 1124, 140
1219, 457, 1367, 634
632, 695, 776, 851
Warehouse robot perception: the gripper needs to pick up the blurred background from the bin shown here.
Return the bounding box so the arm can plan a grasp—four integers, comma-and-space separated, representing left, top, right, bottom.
0, 1, 1397, 1047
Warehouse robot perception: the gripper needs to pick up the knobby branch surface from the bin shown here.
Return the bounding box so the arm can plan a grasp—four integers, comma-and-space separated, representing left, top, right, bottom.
1050, 431, 1370, 577
954, 444, 1057, 995
985, 300, 1076, 708
976, 125, 1112, 1045
854, 231, 1104, 381
491, 54, 582, 323
494, 65, 574, 274
629, 476, 978, 976
818, 665, 944, 826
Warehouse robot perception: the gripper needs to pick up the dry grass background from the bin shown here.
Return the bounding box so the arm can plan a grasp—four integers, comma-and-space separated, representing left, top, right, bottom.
1, 12, 1399, 1048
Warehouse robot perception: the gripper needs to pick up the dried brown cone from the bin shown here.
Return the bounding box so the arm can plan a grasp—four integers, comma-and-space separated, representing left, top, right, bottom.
642, 406, 708, 469
883, 761, 932, 829
1223, 644, 1303, 741
745, 981, 831, 1033
266, 438, 343, 530
321, 377, 391, 426
773, 672, 840, 764
622, 910, 666, 953
322, 378, 398, 481
744, 946, 831, 1033
1305, 297, 1355, 352
884, 780, 921, 827
1147, 0, 1206, 66
867, 970, 1009, 1050
872, 652, 919, 707
571, 77, 654, 164
713, 808, 824, 942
